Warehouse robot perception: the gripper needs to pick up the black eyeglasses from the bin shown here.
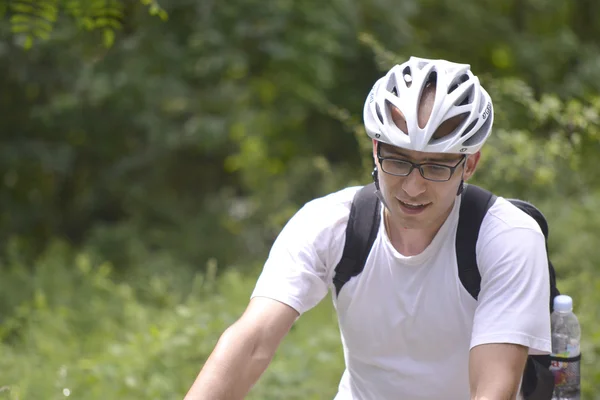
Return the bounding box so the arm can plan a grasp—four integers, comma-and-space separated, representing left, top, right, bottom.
376, 145, 466, 182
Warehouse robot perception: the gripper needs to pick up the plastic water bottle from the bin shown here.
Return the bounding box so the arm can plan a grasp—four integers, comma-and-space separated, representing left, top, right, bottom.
550, 295, 581, 400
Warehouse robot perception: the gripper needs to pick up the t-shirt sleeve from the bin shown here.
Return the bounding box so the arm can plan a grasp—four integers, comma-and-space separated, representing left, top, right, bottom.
250, 189, 353, 315
470, 224, 552, 355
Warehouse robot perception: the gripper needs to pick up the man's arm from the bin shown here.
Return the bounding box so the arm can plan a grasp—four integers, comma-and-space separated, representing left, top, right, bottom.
184, 297, 299, 400
469, 343, 529, 400
469, 222, 551, 400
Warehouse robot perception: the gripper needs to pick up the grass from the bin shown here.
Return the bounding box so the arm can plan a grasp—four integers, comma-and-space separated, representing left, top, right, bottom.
0, 238, 598, 399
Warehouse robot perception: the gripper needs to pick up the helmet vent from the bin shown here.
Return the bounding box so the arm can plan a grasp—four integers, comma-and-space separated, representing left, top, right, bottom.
454, 87, 474, 106
463, 114, 493, 146
461, 120, 478, 137
431, 113, 469, 140
375, 103, 384, 123
448, 74, 470, 94
425, 71, 437, 87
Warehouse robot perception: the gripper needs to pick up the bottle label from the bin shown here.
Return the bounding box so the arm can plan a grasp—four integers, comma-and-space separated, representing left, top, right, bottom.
549, 352, 581, 390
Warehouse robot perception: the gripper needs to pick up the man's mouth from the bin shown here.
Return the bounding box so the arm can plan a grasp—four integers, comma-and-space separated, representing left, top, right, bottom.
398, 199, 431, 211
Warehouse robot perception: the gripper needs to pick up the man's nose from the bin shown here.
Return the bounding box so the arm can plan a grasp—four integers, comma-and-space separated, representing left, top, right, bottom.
401, 168, 427, 198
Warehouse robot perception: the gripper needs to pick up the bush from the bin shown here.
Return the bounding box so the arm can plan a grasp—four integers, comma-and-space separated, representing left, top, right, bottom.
1, 233, 599, 399
0, 242, 344, 399
2, 116, 600, 397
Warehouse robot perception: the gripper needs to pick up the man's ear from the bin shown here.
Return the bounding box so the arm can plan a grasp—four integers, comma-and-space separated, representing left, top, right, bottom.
463, 151, 481, 181
372, 139, 378, 159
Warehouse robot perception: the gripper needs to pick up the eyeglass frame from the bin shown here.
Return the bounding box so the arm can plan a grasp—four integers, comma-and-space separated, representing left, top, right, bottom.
376, 144, 467, 182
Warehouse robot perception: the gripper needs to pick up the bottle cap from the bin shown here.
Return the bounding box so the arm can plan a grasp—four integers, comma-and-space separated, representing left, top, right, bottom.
554, 295, 573, 312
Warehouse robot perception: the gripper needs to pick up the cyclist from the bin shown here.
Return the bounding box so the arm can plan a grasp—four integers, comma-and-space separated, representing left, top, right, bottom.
184, 56, 551, 400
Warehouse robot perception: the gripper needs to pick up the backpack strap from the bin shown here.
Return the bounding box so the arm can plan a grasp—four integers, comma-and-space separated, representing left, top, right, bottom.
333, 182, 381, 296
456, 184, 498, 300
512, 199, 559, 398
508, 199, 549, 238
505, 199, 560, 312
457, 186, 559, 399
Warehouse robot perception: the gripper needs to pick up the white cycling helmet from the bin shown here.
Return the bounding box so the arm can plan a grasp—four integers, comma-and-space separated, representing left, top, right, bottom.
364, 56, 494, 154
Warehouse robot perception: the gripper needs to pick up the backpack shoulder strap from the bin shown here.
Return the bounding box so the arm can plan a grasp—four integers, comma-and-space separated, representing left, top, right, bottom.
505, 198, 560, 312
333, 182, 381, 296
498, 198, 559, 399
508, 199, 549, 238
457, 186, 559, 399
456, 184, 498, 300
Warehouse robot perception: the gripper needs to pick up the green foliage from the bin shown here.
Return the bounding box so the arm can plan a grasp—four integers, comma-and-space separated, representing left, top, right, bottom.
4, 0, 167, 48
2, 0, 600, 396
9, 0, 59, 48
0, 243, 344, 399
0, 239, 599, 398
2, 0, 599, 272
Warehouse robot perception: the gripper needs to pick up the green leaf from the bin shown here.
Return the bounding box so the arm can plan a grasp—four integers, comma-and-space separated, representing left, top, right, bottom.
38, 6, 59, 23
10, 15, 34, 24
11, 24, 34, 34
23, 35, 34, 49
103, 29, 115, 48
11, 4, 36, 14
143, 0, 168, 20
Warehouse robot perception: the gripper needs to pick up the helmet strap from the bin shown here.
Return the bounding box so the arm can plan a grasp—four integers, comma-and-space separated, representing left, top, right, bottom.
372, 166, 390, 210
456, 159, 468, 196
457, 180, 465, 196
372, 166, 380, 191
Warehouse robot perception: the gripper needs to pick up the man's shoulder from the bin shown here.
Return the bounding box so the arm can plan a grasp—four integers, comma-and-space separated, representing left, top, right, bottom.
487, 197, 543, 231
477, 195, 545, 248
474, 194, 549, 282
279, 185, 363, 239
307, 185, 362, 205
300, 185, 362, 216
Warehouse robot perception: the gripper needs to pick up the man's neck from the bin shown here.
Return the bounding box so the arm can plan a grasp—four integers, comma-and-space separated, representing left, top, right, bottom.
384, 202, 455, 257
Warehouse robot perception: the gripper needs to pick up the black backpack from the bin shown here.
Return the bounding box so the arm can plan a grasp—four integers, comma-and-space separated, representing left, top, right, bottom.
332, 182, 560, 400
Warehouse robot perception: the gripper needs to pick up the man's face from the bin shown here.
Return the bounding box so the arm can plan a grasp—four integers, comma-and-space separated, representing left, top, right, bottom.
374, 142, 480, 230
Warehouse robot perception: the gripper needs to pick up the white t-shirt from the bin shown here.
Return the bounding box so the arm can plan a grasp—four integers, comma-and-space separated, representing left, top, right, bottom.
251, 185, 552, 400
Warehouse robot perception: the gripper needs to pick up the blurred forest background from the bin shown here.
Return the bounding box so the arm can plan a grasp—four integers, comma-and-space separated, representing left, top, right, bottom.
1, 0, 599, 398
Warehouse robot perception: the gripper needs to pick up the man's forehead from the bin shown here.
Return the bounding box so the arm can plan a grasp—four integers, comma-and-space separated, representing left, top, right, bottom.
379, 143, 459, 161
